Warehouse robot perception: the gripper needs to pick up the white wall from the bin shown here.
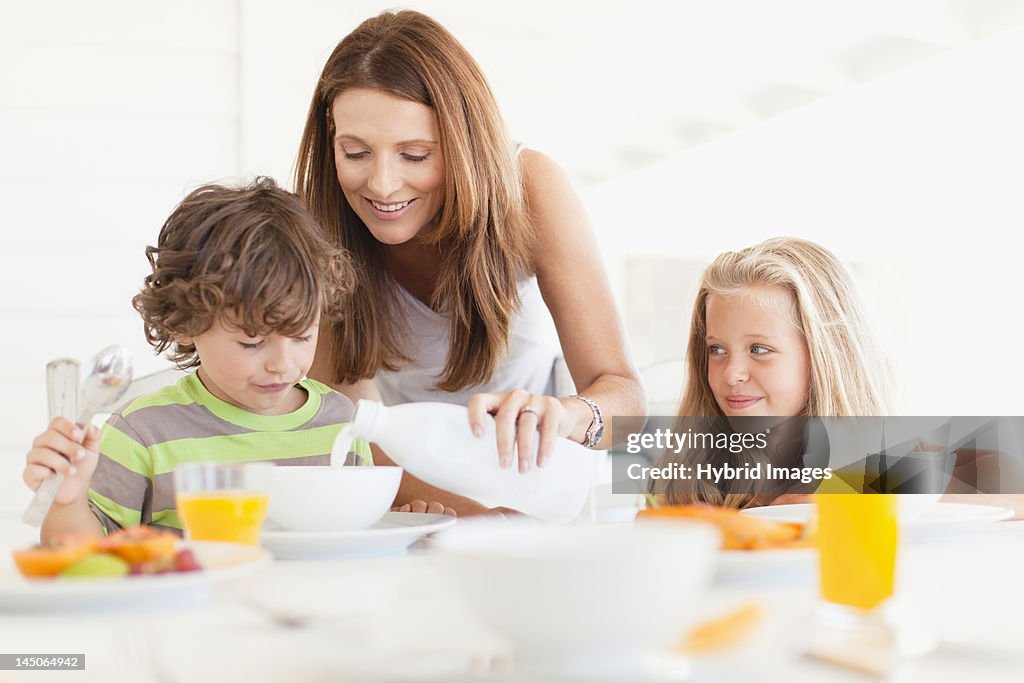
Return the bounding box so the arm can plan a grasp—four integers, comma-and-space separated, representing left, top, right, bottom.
586, 24, 1024, 416
0, 1, 240, 457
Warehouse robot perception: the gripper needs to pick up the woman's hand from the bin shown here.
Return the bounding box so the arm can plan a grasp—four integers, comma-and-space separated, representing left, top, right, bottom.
466, 390, 574, 473
391, 499, 457, 516
23, 418, 101, 506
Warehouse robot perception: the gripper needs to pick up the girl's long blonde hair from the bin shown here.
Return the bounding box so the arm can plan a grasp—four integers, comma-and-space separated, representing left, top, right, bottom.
295, 10, 534, 392
681, 237, 890, 418
653, 237, 891, 508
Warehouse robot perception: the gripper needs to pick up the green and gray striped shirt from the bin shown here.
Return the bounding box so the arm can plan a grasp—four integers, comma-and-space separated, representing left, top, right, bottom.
88, 373, 371, 534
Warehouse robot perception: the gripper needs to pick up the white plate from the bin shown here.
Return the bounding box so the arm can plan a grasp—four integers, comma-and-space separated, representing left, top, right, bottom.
741, 501, 1013, 527
0, 541, 271, 612
261, 511, 457, 560
741, 501, 1014, 544
907, 502, 1015, 524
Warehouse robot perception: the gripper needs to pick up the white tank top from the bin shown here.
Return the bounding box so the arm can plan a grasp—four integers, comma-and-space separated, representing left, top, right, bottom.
375, 275, 562, 406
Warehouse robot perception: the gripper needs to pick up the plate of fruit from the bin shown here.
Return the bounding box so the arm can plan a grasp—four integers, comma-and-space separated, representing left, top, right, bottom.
1, 526, 271, 611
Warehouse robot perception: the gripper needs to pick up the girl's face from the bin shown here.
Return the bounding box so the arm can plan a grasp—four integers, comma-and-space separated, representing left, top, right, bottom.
705, 287, 811, 418
331, 88, 445, 246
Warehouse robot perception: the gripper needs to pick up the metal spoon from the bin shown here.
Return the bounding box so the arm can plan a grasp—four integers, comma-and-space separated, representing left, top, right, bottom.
77, 345, 133, 424
22, 346, 133, 527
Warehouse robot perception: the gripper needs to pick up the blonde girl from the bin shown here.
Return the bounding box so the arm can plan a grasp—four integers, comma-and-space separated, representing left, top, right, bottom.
653, 237, 891, 507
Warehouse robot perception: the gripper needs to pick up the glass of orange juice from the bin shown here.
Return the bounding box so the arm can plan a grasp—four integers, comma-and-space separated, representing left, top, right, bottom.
816, 494, 898, 611
174, 462, 273, 546
812, 494, 934, 660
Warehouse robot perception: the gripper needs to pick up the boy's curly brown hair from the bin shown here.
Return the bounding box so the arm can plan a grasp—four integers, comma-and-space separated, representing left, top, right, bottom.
133, 177, 355, 369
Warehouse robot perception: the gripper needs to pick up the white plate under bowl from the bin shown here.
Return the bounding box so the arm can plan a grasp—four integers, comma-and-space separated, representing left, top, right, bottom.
0, 541, 271, 612
261, 512, 457, 560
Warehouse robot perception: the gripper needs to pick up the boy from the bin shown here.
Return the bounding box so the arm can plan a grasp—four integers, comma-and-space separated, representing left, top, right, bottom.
23, 178, 372, 543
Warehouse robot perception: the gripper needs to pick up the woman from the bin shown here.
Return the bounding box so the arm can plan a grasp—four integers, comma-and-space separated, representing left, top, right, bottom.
296, 10, 644, 514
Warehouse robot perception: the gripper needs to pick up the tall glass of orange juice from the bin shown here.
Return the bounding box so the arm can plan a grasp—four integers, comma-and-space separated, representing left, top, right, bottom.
813, 494, 938, 660
816, 494, 898, 611
174, 462, 273, 545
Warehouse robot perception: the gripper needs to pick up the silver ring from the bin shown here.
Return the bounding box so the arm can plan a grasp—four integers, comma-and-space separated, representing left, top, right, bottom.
518, 406, 539, 417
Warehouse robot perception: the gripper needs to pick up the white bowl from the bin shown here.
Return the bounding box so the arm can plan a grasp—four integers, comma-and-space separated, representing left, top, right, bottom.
435, 519, 719, 677
267, 466, 402, 532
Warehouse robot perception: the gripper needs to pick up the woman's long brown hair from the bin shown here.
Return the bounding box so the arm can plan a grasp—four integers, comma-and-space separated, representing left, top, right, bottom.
295, 10, 535, 392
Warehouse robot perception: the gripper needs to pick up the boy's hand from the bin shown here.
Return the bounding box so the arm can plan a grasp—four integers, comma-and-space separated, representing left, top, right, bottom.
23, 418, 101, 506
391, 499, 457, 517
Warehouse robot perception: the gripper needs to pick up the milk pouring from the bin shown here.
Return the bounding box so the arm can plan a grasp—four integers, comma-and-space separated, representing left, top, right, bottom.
333, 400, 595, 523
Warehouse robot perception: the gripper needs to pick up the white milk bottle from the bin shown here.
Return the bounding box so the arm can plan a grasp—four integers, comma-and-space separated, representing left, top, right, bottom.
340, 400, 595, 523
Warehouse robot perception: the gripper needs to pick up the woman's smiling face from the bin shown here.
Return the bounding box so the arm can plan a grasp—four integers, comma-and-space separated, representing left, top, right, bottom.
705, 286, 811, 418
331, 88, 445, 246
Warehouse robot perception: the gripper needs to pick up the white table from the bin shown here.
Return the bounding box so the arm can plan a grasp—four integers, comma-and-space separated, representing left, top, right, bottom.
2, 515, 1023, 683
